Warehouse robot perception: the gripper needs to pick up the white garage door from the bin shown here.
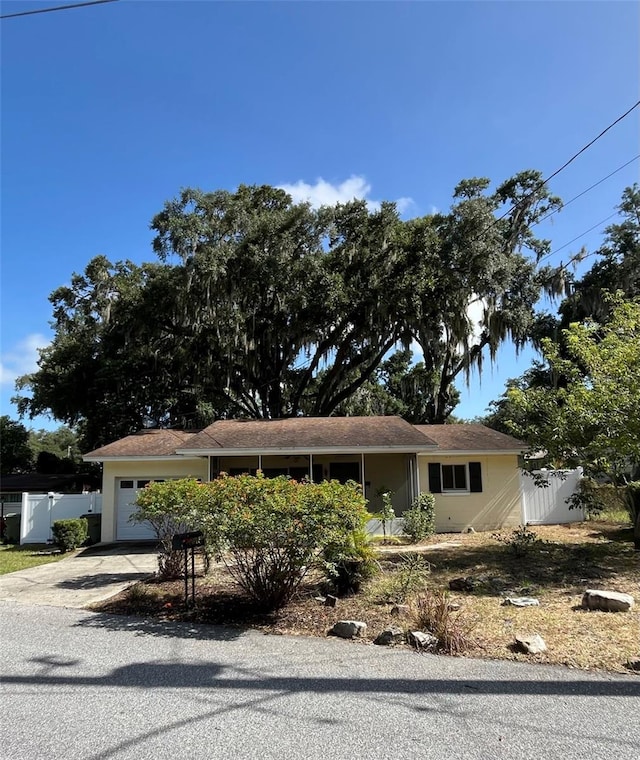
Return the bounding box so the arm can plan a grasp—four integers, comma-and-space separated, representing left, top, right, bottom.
116, 479, 160, 541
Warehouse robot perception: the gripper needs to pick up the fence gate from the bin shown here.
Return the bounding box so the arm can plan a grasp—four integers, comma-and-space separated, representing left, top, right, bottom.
521, 468, 583, 525
20, 492, 103, 544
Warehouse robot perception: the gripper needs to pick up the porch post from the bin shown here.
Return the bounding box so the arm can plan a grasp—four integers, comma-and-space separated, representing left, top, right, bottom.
361, 452, 365, 497
258, 454, 262, 473
415, 453, 421, 496
309, 453, 314, 482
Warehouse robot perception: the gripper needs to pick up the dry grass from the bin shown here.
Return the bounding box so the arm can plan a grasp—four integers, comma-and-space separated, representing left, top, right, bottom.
93, 520, 640, 674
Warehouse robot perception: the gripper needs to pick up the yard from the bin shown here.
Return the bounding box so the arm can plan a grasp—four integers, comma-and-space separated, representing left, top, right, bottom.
0, 543, 68, 575
93, 519, 640, 674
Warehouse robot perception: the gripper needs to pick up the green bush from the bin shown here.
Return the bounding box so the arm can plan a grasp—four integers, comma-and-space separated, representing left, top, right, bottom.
196, 474, 371, 610
133, 479, 204, 579
323, 527, 378, 596
402, 492, 435, 543
567, 477, 633, 522
52, 518, 88, 552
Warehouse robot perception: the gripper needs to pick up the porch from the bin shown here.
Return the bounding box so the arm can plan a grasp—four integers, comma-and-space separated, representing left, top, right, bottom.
209, 452, 420, 514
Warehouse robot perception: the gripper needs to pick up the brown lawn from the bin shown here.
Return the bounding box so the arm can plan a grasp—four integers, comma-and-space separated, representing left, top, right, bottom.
92, 520, 640, 674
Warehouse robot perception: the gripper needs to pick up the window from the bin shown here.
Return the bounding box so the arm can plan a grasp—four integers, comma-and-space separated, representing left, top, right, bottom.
442, 464, 467, 491
428, 462, 482, 494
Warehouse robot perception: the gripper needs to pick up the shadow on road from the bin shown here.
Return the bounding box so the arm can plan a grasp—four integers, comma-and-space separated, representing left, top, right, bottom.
56, 573, 151, 590
4, 652, 639, 697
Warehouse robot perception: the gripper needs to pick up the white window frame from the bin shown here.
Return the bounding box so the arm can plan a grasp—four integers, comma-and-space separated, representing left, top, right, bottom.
440, 463, 470, 494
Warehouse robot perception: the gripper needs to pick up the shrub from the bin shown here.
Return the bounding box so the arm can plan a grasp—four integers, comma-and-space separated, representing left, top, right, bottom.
492, 525, 544, 557
323, 528, 378, 596
367, 553, 430, 604
197, 474, 370, 610
402, 492, 435, 543
133, 479, 204, 579
52, 518, 88, 552
412, 589, 476, 654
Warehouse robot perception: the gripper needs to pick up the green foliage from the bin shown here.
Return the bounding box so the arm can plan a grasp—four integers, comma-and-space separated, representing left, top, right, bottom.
0, 416, 33, 475
140, 474, 370, 609
371, 489, 396, 541
402, 491, 436, 542
51, 518, 88, 552
133, 479, 204, 579
492, 525, 545, 557
15, 174, 563, 449
504, 297, 640, 475
568, 478, 635, 523
412, 590, 477, 654
323, 528, 378, 596
367, 554, 431, 604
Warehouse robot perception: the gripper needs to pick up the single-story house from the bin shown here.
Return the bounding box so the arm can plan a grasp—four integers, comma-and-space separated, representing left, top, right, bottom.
83, 417, 527, 542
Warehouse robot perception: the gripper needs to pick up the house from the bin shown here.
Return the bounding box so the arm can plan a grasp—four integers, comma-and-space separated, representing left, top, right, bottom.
83, 417, 526, 542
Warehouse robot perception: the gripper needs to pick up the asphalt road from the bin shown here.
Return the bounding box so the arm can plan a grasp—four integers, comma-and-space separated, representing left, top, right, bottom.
2, 603, 639, 760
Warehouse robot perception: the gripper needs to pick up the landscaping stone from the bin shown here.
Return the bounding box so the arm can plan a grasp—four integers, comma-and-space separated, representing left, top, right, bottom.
449, 577, 476, 592
325, 594, 338, 607
501, 597, 540, 607
447, 601, 462, 611
373, 626, 405, 646
408, 630, 438, 650
514, 634, 547, 655
390, 604, 410, 617
581, 589, 635, 612
328, 620, 367, 639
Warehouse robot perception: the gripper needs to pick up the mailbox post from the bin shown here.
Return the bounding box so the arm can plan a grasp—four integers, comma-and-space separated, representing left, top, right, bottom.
171, 530, 204, 608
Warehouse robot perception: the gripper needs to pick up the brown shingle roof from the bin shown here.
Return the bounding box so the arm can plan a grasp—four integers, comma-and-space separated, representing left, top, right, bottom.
179, 416, 437, 452
413, 424, 526, 452
83, 429, 202, 459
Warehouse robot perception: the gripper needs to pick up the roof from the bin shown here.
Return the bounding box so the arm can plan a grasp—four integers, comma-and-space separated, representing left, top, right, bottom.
82, 419, 525, 461
413, 424, 526, 453
179, 416, 437, 453
83, 429, 202, 460
0, 472, 98, 493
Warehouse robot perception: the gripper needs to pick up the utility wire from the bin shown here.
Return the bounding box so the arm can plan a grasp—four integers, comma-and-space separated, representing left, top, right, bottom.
474, 100, 640, 239
0, 0, 118, 20
534, 154, 640, 227
539, 212, 618, 264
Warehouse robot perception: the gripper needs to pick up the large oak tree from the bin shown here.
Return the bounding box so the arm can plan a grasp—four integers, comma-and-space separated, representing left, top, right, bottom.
16, 174, 561, 450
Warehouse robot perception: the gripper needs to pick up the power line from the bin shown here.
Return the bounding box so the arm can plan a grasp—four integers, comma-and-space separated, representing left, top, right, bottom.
0, 0, 118, 20
539, 212, 618, 264
534, 154, 640, 226
475, 100, 640, 239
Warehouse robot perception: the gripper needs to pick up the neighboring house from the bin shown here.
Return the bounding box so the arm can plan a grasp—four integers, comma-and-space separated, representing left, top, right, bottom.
83, 417, 526, 542
0, 472, 100, 517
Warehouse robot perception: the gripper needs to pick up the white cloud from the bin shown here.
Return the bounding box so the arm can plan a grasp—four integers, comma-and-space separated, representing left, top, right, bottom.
278, 175, 414, 215
0, 333, 49, 388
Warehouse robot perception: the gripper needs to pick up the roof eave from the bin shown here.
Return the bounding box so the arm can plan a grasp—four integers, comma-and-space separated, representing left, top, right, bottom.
419, 449, 525, 456
176, 444, 439, 456
82, 455, 204, 462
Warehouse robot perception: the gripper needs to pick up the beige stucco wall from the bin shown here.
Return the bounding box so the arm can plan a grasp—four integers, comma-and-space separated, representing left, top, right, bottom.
418, 454, 523, 533
101, 458, 208, 542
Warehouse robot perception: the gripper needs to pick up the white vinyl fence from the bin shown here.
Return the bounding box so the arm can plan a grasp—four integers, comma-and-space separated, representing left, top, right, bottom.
20, 492, 102, 544
521, 468, 584, 525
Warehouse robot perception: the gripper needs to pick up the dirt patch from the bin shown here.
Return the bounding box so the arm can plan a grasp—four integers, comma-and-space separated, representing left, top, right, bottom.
91, 521, 640, 674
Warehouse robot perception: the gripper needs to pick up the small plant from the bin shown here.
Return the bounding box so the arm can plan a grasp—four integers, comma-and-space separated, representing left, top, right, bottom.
492, 525, 545, 557
324, 528, 379, 596
372, 490, 396, 542
412, 589, 476, 654
367, 553, 430, 604
51, 518, 88, 552
402, 492, 436, 543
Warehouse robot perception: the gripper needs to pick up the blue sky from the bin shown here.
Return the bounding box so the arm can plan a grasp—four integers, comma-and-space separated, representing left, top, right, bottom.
1, 0, 639, 432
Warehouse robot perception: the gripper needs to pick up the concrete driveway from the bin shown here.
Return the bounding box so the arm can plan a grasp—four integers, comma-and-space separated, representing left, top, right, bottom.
0, 543, 158, 608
